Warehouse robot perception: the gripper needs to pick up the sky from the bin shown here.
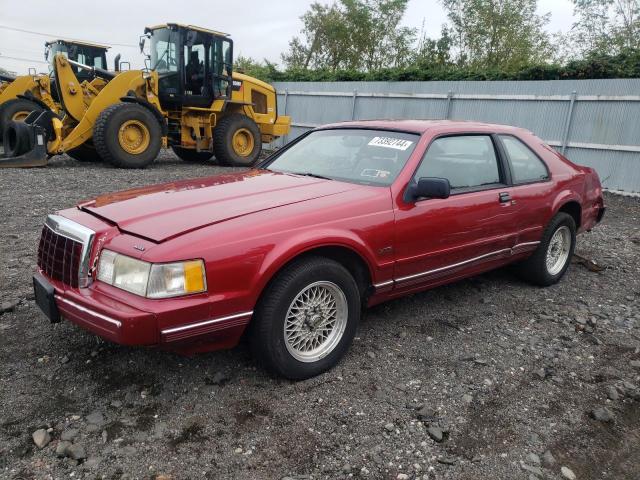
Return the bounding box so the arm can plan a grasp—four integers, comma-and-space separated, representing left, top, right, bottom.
0, 0, 576, 75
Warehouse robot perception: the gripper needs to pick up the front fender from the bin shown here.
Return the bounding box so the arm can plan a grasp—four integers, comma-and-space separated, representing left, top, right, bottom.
249, 229, 380, 303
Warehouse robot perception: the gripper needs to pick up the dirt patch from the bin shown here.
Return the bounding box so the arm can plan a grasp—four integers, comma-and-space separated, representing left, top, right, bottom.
0, 153, 639, 479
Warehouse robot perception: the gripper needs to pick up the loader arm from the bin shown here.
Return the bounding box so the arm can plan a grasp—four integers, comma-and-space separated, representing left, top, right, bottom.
53, 55, 93, 122
56, 69, 152, 154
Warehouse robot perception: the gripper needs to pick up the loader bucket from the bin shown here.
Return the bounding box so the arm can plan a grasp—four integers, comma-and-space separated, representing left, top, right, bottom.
0, 111, 54, 168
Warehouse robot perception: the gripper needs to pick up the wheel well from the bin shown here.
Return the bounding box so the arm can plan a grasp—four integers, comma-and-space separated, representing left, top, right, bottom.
263, 246, 373, 303
558, 201, 581, 229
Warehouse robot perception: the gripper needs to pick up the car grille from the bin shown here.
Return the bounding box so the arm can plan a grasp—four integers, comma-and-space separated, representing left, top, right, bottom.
37, 225, 84, 287
36, 215, 95, 288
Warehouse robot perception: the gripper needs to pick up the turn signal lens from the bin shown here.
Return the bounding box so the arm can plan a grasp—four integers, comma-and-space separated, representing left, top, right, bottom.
97, 249, 206, 299
147, 260, 207, 299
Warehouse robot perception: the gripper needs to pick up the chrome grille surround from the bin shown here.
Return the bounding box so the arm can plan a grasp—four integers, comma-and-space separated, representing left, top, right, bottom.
39, 214, 95, 288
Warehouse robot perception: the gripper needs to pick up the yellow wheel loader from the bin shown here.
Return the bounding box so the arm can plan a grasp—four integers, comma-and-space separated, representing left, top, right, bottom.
1, 23, 290, 168
0, 39, 112, 161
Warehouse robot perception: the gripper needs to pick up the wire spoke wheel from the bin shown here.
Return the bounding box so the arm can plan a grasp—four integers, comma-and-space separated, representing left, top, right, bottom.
546, 225, 571, 275
284, 281, 348, 363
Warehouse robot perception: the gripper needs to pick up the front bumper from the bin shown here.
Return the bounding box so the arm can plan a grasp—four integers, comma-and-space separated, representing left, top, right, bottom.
33, 270, 252, 351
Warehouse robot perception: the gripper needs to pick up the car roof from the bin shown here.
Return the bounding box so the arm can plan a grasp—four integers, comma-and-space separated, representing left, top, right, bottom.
318, 119, 530, 136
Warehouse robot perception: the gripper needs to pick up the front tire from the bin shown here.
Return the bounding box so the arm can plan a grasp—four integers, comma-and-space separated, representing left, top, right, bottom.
250, 257, 361, 380
94, 103, 161, 169
517, 212, 576, 286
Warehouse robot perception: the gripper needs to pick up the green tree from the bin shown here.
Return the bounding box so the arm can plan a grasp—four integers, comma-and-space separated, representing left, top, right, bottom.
442, 0, 553, 71
282, 0, 416, 71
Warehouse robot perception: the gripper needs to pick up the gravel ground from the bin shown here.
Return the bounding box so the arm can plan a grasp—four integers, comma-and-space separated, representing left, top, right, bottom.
1, 151, 639, 480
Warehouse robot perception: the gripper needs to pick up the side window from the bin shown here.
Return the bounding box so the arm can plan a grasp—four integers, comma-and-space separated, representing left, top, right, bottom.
251, 90, 268, 114
499, 135, 549, 184
210, 38, 232, 97
414, 135, 502, 190
184, 36, 206, 95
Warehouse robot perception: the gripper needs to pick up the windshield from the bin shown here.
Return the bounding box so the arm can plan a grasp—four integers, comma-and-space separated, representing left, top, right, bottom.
150, 28, 179, 73
266, 129, 419, 186
48, 43, 105, 73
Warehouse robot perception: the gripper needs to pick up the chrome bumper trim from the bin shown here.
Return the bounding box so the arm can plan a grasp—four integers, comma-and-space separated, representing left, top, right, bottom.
161, 311, 254, 335
55, 295, 122, 328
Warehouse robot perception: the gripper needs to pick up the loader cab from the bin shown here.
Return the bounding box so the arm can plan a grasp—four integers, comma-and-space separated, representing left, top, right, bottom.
146, 24, 233, 109
45, 40, 109, 82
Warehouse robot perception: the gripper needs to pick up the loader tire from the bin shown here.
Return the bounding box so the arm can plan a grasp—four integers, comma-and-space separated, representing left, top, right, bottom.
94, 103, 161, 169
0, 98, 43, 142
67, 141, 102, 163
171, 146, 213, 163
3, 121, 34, 157
213, 114, 261, 167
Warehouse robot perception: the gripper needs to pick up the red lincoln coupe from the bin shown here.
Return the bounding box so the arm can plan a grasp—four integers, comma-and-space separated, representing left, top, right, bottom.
34, 120, 605, 379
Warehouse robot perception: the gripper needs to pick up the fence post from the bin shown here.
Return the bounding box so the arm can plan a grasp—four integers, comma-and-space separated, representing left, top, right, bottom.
561, 91, 577, 155
445, 90, 453, 119
351, 90, 358, 120
281, 89, 289, 148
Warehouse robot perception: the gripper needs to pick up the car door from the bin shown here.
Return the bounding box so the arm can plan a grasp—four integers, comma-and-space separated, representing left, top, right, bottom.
392, 134, 519, 291
497, 134, 553, 249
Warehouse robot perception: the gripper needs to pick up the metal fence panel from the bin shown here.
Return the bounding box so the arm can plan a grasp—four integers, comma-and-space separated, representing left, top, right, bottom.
273, 79, 640, 193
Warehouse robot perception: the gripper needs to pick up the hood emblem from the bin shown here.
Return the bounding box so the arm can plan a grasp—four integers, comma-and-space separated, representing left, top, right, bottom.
133, 245, 146, 252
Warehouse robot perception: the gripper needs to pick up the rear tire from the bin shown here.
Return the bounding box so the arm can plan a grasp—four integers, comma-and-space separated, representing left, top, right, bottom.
249, 256, 360, 380
67, 141, 102, 162
517, 212, 576, 286
171, 146, 213, 163
94, 103, 161, 169
0, 98, 44, 142
213, 113, 261, 167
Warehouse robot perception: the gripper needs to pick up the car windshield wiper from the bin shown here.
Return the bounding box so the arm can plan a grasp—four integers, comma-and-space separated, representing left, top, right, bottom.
294, 172, 333, 180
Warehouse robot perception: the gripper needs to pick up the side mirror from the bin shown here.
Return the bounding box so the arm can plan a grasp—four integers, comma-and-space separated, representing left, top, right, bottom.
405, 177, 451, 202
138, 36, 146, 54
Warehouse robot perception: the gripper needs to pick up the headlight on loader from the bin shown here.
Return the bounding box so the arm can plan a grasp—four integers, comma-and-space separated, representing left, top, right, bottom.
97, 250, 206, 298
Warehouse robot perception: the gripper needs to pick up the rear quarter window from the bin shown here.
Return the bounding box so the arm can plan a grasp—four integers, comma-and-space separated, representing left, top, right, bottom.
500, 135, 549, 184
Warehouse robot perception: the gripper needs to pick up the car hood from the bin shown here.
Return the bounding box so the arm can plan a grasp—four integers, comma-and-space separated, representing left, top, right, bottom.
79, 170, 358, 242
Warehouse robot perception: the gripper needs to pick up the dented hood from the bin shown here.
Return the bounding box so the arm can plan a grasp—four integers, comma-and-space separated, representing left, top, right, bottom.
79, 170, 356, 242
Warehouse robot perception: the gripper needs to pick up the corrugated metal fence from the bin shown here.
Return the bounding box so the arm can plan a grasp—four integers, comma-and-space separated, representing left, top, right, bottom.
272, 79, 640, 193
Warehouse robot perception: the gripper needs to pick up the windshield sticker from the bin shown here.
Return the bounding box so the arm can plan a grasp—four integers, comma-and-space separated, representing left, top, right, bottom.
361, 169, 391, 179
368, 137, 413, 151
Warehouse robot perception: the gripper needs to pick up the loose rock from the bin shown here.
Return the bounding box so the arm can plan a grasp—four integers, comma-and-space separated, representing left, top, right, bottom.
561, 466, 577, 480
66, 443, 86, 461
32, 429, 51, 449
591, 407, 614, 422
427, 426, 444, 442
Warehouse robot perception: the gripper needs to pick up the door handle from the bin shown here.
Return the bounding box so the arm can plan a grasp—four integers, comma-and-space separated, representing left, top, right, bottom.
499, 192, 511, 203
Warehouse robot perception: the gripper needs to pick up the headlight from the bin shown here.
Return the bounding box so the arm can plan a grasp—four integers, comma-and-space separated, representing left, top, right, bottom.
97, 249, 206, 298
